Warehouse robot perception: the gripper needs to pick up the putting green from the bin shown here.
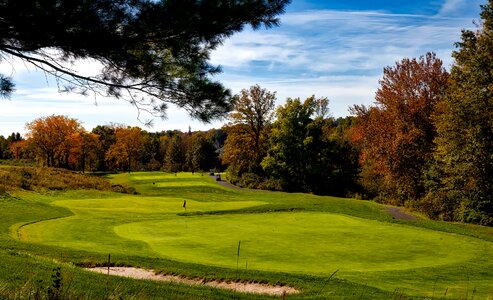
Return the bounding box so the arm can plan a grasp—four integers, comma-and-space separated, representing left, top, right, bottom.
114, 212, 489, 274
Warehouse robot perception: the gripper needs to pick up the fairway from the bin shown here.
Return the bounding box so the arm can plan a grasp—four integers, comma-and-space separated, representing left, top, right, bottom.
11, 172, 493, 298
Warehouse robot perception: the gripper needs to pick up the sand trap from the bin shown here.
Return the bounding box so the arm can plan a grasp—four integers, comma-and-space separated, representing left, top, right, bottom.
86, 267, 299, 296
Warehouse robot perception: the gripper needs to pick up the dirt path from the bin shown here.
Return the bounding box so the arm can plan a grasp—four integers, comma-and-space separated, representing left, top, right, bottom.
385, 207, 419, 221
86, 267, 298, 296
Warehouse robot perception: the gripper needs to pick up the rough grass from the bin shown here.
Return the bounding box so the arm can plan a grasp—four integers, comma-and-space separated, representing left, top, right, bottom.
0, 166, 112, 192
2, 170, 493, 298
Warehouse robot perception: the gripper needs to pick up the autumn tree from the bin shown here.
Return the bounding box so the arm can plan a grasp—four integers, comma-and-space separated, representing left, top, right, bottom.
105, 126, 145, 172
1, 132, 24, 159
351, 53, 449, 203
26, 115, 84, 167
426, 1, 493, 224
9, 140, 27, 160
91, 125, 117, 171
223, 85, 276, 186
0, 0, 290, 121
68, 132, 101, 172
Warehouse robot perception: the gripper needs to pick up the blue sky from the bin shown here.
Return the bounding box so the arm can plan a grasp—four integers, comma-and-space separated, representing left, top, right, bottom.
0, 0, 485, 136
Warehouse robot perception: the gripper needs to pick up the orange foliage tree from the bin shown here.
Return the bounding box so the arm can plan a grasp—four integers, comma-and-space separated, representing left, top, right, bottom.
222, 85, 276, 186
105, 126, 145, 172
68, 132, 101, 173
25, 115, 84, 167
8, 140, 27, 159
351, 53, 449, 202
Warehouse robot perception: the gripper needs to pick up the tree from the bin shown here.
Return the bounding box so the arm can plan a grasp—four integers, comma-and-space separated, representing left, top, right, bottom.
260, 96, 356, 195
0, 0, 290, 122
229, 84, 276, 165
261, 96, 316, 192
26, 115, 84, 167
351, 53, 449, 203
164, 134, 184, 173
91, 125, 117, 171
68, 132, 101, 172
0, 136, 8, 159
9, 140, 27, 159
427, 1, 493, 224
105, 126, 145, 172
188, 132, 218, 172
141, 131, 164, 171
2, 132, 24, 159
223, 85, 276, 185
303, 116, 360, 196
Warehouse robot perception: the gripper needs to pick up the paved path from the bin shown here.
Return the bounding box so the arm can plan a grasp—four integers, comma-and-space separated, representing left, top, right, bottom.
216, 179, 244, 190
385, 207, 419, 221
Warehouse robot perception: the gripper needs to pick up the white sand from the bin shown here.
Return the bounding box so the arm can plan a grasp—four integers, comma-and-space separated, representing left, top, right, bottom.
86, 267, 299, 296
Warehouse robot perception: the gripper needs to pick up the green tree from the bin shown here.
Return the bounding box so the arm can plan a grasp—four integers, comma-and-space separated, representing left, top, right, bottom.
0, 135, 9, 159
141, 131, 164, 171
305, 117, 360, 196
189, 132, 218, 172
262, 97, 360, 195
0, 0, 290, 121
427, 1, 493, 224
261, 97, 316, 192
164, 135, 184, 173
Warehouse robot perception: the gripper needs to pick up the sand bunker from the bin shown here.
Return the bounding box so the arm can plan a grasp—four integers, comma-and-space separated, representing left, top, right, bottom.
86, 267, 299, 296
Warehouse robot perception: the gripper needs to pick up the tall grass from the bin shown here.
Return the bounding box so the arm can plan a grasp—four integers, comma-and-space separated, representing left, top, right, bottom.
0, 166, 113, 192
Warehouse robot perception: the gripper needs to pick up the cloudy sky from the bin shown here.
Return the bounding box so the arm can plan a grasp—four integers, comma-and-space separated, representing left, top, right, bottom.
0, 0, 485, 137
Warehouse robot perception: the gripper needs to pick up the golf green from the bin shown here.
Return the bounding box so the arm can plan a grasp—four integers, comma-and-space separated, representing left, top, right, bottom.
115, 212, 488, 274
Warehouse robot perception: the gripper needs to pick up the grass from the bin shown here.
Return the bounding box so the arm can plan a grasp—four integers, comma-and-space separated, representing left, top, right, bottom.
2, 170, 493, 298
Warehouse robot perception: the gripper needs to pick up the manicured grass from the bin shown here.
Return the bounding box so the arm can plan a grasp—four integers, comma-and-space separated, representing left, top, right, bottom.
3, 171, 493, 298
116, 212, 488, 273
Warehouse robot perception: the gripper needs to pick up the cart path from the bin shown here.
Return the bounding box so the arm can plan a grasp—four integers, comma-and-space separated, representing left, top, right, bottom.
385, 207, 420, 221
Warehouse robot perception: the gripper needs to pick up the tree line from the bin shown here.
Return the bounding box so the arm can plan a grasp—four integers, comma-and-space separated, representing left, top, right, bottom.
1, 118, 226, 174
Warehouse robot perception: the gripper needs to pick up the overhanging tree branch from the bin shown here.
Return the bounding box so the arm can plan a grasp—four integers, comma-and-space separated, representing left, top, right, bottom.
0, 0, 291, 123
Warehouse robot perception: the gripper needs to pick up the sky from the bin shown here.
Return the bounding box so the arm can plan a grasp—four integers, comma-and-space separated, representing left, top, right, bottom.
0, 0, 485, 137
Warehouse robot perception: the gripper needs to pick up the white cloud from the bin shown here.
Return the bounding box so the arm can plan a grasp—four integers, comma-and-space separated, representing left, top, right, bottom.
212, 8, 474, 78
438, 0, 475, 17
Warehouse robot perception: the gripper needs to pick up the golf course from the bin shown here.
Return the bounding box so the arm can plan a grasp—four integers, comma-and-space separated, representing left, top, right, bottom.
3, 170, 493, 299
